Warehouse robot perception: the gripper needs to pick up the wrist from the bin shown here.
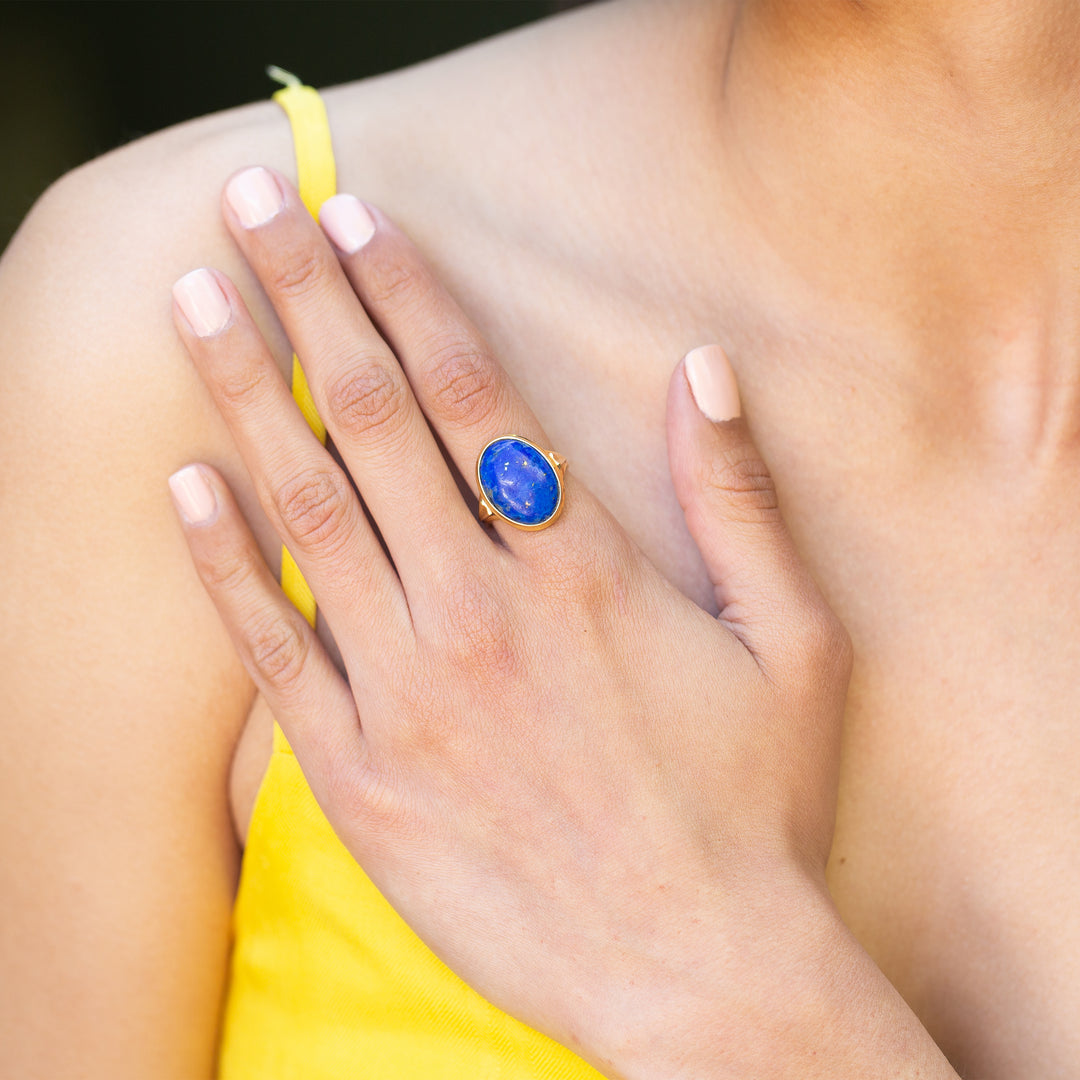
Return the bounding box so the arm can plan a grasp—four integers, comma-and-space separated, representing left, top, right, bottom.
571, 866, 958, 1080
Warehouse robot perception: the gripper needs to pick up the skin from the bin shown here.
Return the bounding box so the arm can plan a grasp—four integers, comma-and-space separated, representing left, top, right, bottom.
167, 171, 919, 1078
1, 0, 1078, 1075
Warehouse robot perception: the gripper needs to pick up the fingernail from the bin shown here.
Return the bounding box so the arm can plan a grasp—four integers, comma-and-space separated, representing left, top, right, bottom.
319, 194, 376, 254
173, 269, 232, 337
225, 166, 285, 228
684, 345, 741, 422
169, 465, 218, 525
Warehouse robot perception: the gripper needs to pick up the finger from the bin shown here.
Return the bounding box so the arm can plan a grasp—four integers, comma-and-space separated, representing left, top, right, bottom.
171, 266, 410, 666
666, 345, 836, 668
219, 166, 484, 591
166, 462, 369, 793
318, 195, 585, 557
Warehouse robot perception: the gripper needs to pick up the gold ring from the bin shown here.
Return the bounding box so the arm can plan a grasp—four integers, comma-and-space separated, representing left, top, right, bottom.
476, 435, 567, 531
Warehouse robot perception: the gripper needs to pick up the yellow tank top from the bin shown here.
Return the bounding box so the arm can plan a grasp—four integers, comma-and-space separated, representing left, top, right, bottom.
216, 74, 604, 1080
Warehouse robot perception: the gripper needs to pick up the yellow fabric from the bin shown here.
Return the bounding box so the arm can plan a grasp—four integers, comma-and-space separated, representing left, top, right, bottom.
216, 77, 605, 1079
272, 77, 333, 630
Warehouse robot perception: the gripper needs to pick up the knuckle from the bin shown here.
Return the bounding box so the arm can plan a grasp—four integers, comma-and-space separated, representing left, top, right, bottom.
267, 247, 330, 304
438, 572, 519, 679
424, 338, 501, 425
384, 661, 435, 721
792, 603, 853, 678
245, 610, 310, 689
364, 258, 421, 310
390, 669, 492, 769
325, 360, 409, 441
387, 665, 461, 754
215, 356, 269, 411
195, 535, 258, 593
533, 516, 638, 619
273, 466, 353, 551
327, 758, 410, 838
821, 611, 854, 676
699, 445, 781, 525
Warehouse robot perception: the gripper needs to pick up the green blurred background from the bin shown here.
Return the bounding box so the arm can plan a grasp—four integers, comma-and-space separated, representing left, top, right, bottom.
0, 1, 567, 253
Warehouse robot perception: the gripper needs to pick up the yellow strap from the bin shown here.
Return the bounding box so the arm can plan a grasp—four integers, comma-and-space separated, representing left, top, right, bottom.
270, 71, 337, 630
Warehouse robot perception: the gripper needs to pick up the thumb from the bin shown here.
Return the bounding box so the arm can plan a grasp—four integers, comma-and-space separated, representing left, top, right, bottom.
667, 345, 827, 660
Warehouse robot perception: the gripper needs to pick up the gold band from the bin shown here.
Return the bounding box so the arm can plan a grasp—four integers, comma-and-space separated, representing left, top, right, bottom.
476, 435, 567, 531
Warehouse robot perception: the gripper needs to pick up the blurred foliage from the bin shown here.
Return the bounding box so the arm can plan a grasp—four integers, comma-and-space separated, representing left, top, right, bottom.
0, 1, 558, 252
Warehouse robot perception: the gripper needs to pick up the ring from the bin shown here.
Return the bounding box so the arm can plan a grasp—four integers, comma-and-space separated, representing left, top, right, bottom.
476, 435, 567, 531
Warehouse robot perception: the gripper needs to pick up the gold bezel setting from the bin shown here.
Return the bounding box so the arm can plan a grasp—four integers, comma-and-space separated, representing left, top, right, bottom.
476, 434, 567, 531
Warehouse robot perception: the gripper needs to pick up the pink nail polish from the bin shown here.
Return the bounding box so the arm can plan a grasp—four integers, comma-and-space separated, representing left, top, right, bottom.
225, 166, 285, 228
169, 465, 218, 525
684, 345, 741, 422
319, 194, 376, 254
173, 269, 232, 337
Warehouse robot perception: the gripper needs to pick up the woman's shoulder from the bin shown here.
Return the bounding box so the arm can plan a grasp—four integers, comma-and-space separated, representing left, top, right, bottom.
18, 0, 611, 241
8, 0, 698, 370
0, 94, 306, 1080
0, 0, 615, 708
0, 91, 302, 609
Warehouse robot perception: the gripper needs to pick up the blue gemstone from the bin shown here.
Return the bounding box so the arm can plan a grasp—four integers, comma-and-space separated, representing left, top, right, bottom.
478, 437, 561, 527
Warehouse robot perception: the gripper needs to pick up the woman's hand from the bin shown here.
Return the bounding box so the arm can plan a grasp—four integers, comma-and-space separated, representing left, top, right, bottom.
167, 167, 949, 1079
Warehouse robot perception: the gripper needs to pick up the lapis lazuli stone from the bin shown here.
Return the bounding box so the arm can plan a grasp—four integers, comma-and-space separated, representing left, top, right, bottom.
478, 437, 561, 527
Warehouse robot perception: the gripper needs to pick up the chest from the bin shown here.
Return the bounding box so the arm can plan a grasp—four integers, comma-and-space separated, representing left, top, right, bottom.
477, 280, 1080, 1070
235, 195, 1080, 1076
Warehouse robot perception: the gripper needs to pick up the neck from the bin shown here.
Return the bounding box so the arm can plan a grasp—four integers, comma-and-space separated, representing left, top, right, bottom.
685, 0, 1080, 456
781, 1, 1080, 74
838, 0, 1080, 93
735, 0, 1080, 176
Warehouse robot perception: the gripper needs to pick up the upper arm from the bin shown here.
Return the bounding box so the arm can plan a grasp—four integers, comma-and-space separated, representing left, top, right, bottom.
0, 106, 297, 1078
